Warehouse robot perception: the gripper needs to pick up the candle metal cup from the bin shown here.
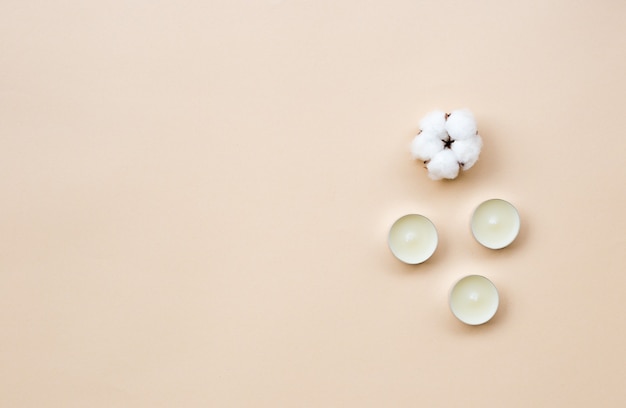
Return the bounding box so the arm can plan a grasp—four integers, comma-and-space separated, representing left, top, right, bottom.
449, 275, 499, 325
388, 214, 438, 264
471, 198, 520, 249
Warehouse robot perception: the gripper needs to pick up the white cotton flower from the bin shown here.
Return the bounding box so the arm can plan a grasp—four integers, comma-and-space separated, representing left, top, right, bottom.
418, 110, 447, 138
445, 109, 477, 140
451, 134, 482, 170
410, 131, 444, 161
410, 108, 482, 180
427, 149, 459, 180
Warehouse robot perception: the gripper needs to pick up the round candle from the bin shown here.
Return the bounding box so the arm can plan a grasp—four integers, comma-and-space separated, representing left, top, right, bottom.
449, 275, 499, 325
388, 214, 438, 264
471, 199, 520, 249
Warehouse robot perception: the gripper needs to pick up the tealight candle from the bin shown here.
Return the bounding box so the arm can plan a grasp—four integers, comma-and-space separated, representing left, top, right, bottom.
471, 199, 520, 249
449, 275, 499, 325
388, 214, 438, 264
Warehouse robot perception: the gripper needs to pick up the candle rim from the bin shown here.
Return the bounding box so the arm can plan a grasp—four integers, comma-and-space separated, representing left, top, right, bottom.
388, 213, 438, 264
470, 198, 521, 250
449, 274, 499, 326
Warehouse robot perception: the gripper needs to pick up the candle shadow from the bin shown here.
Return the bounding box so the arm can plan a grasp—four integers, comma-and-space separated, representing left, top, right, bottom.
387, 251, 445, 274
507, 212, 529, 251
425, 233, 451, 266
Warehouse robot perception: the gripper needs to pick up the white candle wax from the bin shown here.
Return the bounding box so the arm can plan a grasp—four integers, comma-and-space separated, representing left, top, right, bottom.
449, 275, 499, 325
388, 214, 438, 264
471, 199, 520, 249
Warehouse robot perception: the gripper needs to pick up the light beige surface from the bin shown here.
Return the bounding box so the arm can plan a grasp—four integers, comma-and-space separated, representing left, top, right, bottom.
1, 1, 626, 407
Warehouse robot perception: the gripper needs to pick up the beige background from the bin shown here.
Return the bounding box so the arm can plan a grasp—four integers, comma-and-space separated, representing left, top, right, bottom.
1, 0, 626, 407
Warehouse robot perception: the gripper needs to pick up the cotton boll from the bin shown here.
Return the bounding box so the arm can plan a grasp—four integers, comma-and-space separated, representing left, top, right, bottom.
427, 149, 460, 180
445, 109, 477, 140
411, 131, 445, 161
412, 108, 482, 180
419, 110, 447, 138
451, 134, 482, 170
